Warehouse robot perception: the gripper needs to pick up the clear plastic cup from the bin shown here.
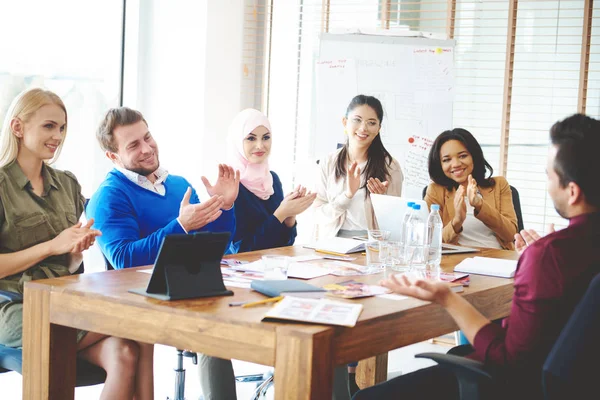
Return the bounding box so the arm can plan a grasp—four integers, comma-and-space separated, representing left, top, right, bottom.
386, 241, 410, 273
261, 255, 290, 280
366, 230, 391, 272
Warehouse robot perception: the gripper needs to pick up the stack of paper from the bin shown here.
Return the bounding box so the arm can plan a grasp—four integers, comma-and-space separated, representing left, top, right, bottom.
304, 237, 366, 254
454, 257, 518, 278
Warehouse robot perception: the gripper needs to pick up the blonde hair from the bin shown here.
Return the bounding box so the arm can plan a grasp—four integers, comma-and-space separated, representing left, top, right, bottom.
0, 88, 68, 167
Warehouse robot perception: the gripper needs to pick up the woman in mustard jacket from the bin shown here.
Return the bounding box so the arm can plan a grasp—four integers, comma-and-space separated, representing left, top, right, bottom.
424, 128, 518, 250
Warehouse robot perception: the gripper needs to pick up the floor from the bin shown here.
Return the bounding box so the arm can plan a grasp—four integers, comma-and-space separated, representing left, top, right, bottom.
0, 340, 449, 399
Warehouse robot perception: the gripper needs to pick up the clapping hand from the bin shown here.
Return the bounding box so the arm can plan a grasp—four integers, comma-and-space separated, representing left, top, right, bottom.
514, 224, 555, 255
178, 188, 225, 231
345, 161, 361, 198
367, 177, 389, 195
274, 185, 317, 227
466, 175, 483, 210
51, 219, 102, 255
201, 164, 241, 209
452, 185, 467, 232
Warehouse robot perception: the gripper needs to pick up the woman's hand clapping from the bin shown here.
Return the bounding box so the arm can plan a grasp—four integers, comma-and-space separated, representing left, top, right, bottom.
51, 218, 102, 255
274, 185, 316, 227
366, 177, 389, 195
345, 161, 361, 199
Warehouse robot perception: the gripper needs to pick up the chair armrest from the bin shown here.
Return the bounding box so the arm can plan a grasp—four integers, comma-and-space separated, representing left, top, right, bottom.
0, 290, 23, 303
416, 352, 491, 379
416, 352, 492, 400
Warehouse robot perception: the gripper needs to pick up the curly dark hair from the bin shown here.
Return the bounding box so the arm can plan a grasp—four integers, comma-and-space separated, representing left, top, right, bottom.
428, 128, 495, 191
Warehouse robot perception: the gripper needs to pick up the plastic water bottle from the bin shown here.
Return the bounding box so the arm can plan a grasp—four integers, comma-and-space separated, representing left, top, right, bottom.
427, 204, 443, 273
400, 201, 415, 246
404, 204, 427, 270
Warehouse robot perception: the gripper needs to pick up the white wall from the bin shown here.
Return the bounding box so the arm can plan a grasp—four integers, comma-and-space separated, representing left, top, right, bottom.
124, 0, 244, 195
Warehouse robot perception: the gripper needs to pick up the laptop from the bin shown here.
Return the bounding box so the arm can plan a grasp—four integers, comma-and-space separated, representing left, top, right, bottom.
371, 194, 428, 242
370, 194, 478, 255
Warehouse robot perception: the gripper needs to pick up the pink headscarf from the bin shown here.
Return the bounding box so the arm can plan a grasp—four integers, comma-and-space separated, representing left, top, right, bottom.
227, 108, 274, 200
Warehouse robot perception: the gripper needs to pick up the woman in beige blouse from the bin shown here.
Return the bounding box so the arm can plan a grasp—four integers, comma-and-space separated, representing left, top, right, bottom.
314, 94, 403, 239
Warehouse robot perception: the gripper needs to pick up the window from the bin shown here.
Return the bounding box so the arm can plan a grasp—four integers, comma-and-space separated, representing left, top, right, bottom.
0, 0, 124, 197
506, 0, 585, 232
258, 0, 595, 240
0, 0, 125, 272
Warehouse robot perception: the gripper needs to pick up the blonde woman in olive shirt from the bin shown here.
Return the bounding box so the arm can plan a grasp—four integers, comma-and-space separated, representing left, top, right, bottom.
0, 89, 154, 399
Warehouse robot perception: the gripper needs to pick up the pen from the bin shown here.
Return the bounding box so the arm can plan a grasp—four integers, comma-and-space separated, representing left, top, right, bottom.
229, 296, 284, 308
315, 249, 348, 257
323, 284, 348, 291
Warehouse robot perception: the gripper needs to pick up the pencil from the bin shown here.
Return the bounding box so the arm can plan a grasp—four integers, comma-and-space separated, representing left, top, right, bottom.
240, 296, 284, 308
315, 249, 348, 257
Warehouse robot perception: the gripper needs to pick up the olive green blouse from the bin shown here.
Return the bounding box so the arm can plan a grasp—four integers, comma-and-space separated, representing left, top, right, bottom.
0, 160, 85, 294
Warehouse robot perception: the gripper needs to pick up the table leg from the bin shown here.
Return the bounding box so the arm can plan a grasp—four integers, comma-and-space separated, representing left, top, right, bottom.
275, 327, 334, 400
23, 287, 77, 400
356, 353, 388, 389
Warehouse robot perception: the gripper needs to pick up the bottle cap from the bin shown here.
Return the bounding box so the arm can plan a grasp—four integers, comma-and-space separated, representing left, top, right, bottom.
431, 204, 440, 211
413, 204, 421, 210
407, 201, 415, 207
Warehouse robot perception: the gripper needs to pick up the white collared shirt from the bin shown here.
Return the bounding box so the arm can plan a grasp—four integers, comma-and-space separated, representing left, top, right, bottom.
116, 166, 169, 196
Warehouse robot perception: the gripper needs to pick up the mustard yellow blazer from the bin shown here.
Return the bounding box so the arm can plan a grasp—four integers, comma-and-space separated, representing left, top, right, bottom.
424, 176, 518, 250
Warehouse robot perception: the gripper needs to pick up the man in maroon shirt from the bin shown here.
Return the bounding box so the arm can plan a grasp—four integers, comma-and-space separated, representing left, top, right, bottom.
353, 114, 600, 400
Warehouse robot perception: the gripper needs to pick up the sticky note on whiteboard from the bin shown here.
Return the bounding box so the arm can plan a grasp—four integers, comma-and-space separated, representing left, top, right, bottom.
435, 48, 443, 54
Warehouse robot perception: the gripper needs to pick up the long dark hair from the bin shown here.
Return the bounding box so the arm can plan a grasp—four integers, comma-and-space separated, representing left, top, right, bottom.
334, 95, 393, 193
428, 128, 495, 191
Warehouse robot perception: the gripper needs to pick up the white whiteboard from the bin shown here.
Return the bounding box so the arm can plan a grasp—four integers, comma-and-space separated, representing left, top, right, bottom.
313, 33, 455, 199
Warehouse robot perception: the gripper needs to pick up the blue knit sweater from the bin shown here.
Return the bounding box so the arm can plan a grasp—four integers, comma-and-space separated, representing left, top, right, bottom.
86, 169, 235, 269
229, 171, 296, 254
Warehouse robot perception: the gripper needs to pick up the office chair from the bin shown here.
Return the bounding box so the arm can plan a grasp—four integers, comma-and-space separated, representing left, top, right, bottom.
421, 185, 524, 232
415, 272, 600, 400
0, 262, 107, 387
509, 185, 524, 232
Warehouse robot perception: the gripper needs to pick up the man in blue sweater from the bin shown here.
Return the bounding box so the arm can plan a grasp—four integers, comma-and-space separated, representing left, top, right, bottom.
86, 107, 240, 399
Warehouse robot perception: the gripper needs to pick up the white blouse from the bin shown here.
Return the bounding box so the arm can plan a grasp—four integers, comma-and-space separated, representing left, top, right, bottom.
313, 149, 403, 239
459, 198, 503, 249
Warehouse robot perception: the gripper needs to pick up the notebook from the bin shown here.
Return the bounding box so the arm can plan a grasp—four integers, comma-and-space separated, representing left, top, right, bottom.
454, 257, 518, 278
250, 280, 327, 298
262, 296, 363, 327
304, 237, 366, 254
440, 244, 479, 255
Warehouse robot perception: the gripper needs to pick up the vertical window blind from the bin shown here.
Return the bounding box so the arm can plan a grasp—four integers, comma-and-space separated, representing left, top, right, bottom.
506, 0, 585, 232
242, 0, 272, 111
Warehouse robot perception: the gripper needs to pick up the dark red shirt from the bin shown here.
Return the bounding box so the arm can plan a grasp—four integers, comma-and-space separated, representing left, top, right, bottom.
472, 211, 600, 397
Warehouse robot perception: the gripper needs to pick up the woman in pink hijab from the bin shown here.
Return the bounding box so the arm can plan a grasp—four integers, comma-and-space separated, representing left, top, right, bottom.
227, 108, 315, 253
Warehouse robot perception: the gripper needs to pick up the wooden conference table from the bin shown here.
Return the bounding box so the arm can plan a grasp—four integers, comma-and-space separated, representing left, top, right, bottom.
22, 246, 518, 400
